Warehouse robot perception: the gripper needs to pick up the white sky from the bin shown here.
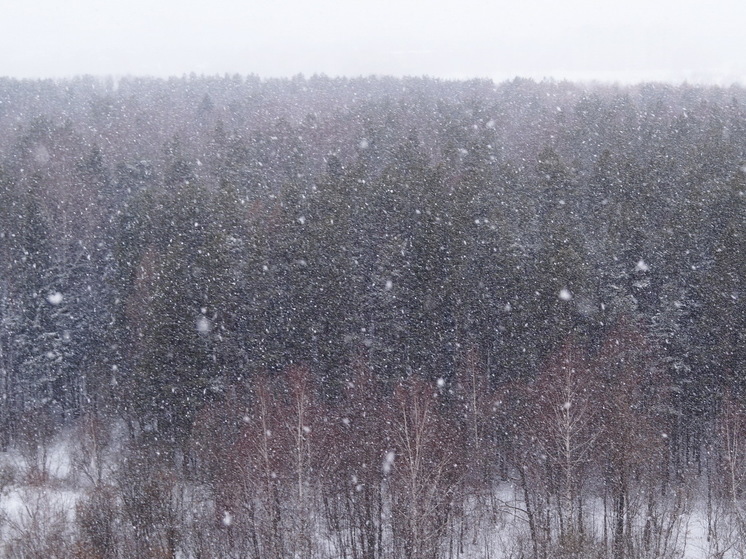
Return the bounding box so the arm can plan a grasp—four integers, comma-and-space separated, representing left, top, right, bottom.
1, 0, 744, 84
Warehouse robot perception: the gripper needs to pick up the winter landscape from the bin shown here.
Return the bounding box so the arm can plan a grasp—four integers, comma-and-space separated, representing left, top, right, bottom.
0, 74, 743, 558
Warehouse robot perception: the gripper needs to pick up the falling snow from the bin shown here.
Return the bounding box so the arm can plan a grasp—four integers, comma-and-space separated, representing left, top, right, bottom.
635, 259, 650, 272
196, 316, 212, 333
383, 451, 395, 475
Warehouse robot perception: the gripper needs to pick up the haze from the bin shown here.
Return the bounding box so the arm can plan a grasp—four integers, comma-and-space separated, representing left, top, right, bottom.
1, 0, 745, 84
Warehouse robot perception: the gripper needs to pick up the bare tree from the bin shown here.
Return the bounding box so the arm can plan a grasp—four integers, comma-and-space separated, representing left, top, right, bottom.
16, 406, 57, 485
388, 377, 463, 559
116, 438, 184, 559
707, 391, 746, 559
318, 363, 390, 559
511, 340, 601, 559
279, 365, 318, 558
70, 412, 114, 488
74, 485, 119, 559
594, 319, 676, 559
217, 373, 291, 559
3, 488, 73, 559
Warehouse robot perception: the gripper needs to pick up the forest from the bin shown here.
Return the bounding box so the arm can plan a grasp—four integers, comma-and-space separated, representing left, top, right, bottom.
0, 74, 744, 558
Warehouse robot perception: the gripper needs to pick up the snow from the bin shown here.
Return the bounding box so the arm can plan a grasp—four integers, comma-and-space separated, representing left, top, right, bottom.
0, 434, 725, 559
196, 316, 212, 333
46, 291, 63, 305
382, 450, 395, 474
559, 288, 572, 301
32, 145, 50, 165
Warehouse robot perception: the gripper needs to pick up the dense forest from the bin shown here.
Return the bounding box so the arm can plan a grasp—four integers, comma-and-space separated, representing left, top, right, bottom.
0, 74, 744, 559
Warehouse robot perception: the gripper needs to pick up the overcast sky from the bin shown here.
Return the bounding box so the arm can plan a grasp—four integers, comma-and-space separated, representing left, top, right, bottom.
1, 0, 744, 85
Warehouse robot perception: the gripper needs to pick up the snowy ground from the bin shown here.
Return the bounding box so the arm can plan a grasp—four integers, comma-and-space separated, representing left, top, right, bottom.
0, 435, 737, 559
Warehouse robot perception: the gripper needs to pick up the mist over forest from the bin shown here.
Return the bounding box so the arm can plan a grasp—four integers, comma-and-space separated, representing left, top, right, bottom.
0, 74, 745, 558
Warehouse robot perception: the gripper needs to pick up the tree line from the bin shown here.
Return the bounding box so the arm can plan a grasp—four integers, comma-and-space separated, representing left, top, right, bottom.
0, 74, 744, 558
